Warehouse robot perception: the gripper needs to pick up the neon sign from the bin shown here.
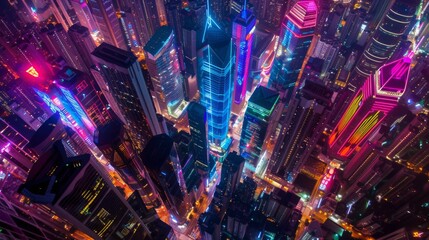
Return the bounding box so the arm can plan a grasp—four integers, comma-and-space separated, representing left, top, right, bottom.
26, 66, 39, 78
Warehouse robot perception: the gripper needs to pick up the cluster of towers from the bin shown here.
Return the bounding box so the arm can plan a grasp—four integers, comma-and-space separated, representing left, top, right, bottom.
0, 0, 429, 239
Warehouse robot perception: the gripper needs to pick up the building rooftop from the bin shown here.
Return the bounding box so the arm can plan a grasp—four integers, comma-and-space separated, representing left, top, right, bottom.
92, 42, 137, 68
20, 141, 90, 204
376, 57, 410, 95
93, 120, 123, 146
140, 134, 173, 171
248, 85, 279, 112
144, 26, 173, 57
27, 112, 61, 148
287, 1, 317, 29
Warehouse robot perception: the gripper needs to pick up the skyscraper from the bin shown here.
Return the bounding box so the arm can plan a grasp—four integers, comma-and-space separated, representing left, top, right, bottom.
70, 0, 100, 35
20, 121, 151, 240
187, 101, 212, 175
140, 134, 189, 223
94, 120, 160, 208
87, 0, 127, 49
40, 24, 88, 72
232, 5, 256, 104
384, 113, 429, 172
92, 43, 161, 150
239, 85, 279, 172
354, 0, 418, 79
198, 23, 233, 152
68, 24, 97, 71
144, 26, 187, 120
268, 0, 317, 102
271, 80, 333, 181
329, 57, 411, 158
55, 67, 113, 134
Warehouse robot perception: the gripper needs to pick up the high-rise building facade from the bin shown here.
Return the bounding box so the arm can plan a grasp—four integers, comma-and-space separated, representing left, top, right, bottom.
232, 6, 256, 104
144, 26, 187, 120
187, 101, 211, 174
140, 134, 189, 223
87, 0, 127, 49
271, 80, 333, 181
329, 57, 411, 158
198, 26, 233, 149
94, 120, 160, 208
268, 0, 317, 102
55, 67, 113, 134
354, 0, 418, 79
40, 24, 88, 72
239, 85, 279, 172
92, 43, 161, 150
20, 133, 150, 240
68, 24, 97, 71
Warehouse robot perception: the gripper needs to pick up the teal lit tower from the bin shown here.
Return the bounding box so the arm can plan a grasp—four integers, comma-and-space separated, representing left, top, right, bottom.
239, 86, 279, 172
198, 2, 234, 158
232, 1, 256, 104
268, 1, 317, 102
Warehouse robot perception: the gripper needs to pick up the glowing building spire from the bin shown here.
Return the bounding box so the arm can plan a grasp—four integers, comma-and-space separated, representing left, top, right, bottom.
202, 0, 221, 42
232, 0, 256, 104
329, 57, 411, 158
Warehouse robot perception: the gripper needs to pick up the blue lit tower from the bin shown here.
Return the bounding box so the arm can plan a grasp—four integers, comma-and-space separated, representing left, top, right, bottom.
354, 0, 419, 79
144, 26, 187, 120
198, 4, 234, 155
268, 1, 317, 101
232, 1, 256, 104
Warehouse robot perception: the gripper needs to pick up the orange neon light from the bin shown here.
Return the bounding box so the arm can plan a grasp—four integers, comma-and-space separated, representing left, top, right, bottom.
26, 66, 39, 77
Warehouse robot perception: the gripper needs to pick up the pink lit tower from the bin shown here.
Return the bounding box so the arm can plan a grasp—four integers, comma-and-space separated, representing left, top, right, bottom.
232, 0, 256, 105
328, 57, 411, 158
268, 0, 317, 103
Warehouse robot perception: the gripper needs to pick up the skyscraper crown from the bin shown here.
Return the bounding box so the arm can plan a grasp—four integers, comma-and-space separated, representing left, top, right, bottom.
376, 57, 411, 97
288, 0, 318, 29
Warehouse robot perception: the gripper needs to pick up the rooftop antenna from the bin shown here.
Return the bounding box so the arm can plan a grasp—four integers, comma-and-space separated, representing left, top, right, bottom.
242, 0, 247, 18
202, 0, 221, 42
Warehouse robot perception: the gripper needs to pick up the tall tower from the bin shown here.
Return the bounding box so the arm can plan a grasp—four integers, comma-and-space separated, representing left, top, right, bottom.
329, 57, 411, 158
144, 26, 187, 120
232, 3, 256, 104
55, 67, 114, 133
354, 0, 418, 79
187, 101, 212, 175
268, 0, 317, 102
92, 43, 161, 150
94, 120, 160, 208
87, 0, 127, 49
140, 134, 189, 224
68, 24, 97, 72
70, 0, 100, 35
271, 80, 333, 182
198, 15, 233, 152
19, 115, 151, 240
40, 24, 88, 73
239, 86, 279, 172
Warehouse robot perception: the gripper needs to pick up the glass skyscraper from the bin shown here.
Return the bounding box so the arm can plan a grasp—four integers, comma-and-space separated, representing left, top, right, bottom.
232, 6, 256, 104
239, 86, 279, 172
355, 0, 419, 79
268, 0, 317, 102
92, 43, 161, 151
198, 26, 233, 151
329, 57, 411, 158
145, 26, 187, 120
